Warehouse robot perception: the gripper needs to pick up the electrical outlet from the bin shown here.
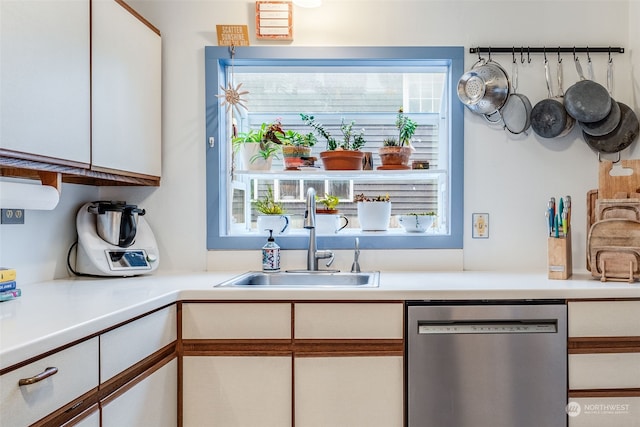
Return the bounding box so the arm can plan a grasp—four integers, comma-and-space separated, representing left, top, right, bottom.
472, 213, 489, 238
1, 209, 25, 224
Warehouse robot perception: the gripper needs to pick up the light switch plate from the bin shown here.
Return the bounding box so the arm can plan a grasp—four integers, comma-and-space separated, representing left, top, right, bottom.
472, 213, 489, 238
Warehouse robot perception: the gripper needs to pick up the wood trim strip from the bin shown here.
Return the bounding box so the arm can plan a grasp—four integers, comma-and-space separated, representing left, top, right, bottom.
114, 0, 161, 36
294, 339, 404, 357
31, 388, 99, 427
181, 338, 404, 357
99, 346, 177, 406
568, 337, 640, 354
0, 158, 160, 186
569, 388, 640, 398
98, 342, 177, 401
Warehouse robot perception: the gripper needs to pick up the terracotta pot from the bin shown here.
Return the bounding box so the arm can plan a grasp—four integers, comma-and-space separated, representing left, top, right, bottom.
378, 146, 412, 170
282, 146, 312, 170
320, 150, 364, 170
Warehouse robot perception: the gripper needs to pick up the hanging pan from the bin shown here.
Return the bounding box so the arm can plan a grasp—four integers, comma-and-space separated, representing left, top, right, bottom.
531, 58, 571, 138
501, 59, 532, 135
564, 55, 611, 123
582, 102, 639, 154
579, 59, 621, 137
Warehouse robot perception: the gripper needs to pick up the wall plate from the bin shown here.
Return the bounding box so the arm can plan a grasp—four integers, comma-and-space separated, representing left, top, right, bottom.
472, 213, 489, 238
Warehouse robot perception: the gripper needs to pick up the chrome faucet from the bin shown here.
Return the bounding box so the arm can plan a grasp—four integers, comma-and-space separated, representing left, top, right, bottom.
304, 187, 334, 271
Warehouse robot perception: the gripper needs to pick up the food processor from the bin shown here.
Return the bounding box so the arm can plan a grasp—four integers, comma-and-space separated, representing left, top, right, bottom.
74, 201, 159, 277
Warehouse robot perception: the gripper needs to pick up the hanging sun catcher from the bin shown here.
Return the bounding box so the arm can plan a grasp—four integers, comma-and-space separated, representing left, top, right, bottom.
216, 45, 249, 116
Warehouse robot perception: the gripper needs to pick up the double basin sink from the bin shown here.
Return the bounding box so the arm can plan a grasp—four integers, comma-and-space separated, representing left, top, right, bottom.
216, 271, 380, 288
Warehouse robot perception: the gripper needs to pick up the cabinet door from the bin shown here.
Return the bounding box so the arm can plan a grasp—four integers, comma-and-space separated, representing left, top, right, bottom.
295, 356, 403, 427
91, 0, 161, 177
0, 0, 90, 164
0, 337, 99, 427
100, 305, 176, 383
101, 358, 177, 427
183, 356, 292, 427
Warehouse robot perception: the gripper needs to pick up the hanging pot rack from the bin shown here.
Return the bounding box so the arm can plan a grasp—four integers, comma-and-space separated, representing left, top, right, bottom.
469, 46, 624, 63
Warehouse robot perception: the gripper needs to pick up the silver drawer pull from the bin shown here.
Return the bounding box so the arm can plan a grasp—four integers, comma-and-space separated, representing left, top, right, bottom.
18, 367, 58, 386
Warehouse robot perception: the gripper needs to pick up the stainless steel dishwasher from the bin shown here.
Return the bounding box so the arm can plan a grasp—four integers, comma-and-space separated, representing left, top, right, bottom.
407, 300, 567, 427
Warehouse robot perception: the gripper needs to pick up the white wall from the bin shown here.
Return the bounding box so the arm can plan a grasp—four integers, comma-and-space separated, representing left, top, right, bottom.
2, 0, 638, 284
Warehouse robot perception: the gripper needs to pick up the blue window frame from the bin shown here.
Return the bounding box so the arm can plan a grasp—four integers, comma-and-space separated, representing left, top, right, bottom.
205, 46, 464, 250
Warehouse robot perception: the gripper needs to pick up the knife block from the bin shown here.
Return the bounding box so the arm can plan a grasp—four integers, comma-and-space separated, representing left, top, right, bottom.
548, 231, 572, 280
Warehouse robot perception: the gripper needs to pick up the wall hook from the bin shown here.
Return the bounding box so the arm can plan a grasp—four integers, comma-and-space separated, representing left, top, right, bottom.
558, 47, 562, 63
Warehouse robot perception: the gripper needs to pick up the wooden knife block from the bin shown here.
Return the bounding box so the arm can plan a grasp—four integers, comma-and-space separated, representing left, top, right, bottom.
548, 231, 572, 280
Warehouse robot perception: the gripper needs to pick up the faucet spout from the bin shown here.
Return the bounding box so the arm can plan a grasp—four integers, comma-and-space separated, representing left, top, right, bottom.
304, 187, 334, 271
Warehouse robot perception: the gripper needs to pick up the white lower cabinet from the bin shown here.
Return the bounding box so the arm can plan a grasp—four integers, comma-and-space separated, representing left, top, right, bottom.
568, 397, 640, 427
0, 338, 99, 427
182, 356, 292, 427
101, 359, 177, 427
568, 300, 640, 427
295, 356, 404, 427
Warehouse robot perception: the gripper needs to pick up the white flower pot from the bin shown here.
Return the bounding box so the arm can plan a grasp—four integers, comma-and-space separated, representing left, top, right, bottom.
357, 202, 391, 231
241, 143, 273, 171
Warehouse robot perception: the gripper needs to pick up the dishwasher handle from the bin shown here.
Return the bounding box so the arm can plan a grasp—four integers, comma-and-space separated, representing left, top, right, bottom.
417, 320, 558, 334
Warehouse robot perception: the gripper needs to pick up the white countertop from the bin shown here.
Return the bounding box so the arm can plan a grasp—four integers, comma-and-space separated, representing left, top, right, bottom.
1, 270, 639, 371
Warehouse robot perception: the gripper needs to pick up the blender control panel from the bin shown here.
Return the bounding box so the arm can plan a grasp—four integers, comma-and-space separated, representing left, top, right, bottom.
106, 250, 151, 270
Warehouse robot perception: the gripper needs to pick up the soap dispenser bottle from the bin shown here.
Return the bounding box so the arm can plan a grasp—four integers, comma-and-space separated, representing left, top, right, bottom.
262, 229, 280, 271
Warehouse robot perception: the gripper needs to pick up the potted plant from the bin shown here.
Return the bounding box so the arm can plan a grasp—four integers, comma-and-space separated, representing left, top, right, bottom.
232, 122, 283, 171
354, 193, 391, 231
316, 193, 340, 214
378, 108, 418, 170
254, 186, 290, 235
397, 211, 436, 233
301, 114, 366, 170
282, 129, 317, 170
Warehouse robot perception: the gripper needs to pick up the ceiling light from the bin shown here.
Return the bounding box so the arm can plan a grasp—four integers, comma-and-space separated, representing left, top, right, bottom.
293, 0, 322, 8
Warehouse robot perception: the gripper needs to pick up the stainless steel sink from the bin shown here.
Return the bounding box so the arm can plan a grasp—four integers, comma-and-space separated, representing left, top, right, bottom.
216, 271, 380, 288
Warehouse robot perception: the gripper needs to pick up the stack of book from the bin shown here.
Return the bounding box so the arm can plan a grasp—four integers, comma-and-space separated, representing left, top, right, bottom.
0, 268, 21, 302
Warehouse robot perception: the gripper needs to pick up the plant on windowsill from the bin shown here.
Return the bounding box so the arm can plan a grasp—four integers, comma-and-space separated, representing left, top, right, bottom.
254, 186, 290, 236
281, 129, 317, 170
316, 193, 340, 214
300, 113, 366, 170
378, 108, 418, 170
354, 193, 392, 231
232, 121, 283, 171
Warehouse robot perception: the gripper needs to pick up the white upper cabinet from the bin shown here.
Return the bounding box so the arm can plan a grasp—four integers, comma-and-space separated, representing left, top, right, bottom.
0, 0, 91, 165
91, 0, 162, 178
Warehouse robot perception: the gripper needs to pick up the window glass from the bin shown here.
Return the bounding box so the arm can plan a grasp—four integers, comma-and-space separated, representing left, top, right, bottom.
205, 47, 464, 250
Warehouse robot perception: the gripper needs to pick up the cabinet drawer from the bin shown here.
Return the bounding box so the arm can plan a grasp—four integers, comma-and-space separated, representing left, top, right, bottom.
0, 337, 99, 427
569, 353, 640, 389
569, 301, 640, 337
182, 303, 291, 339
101, 306, 176, 382
568, 397, 640, 426
295, 356, 403, 427
295, 303, 403, 339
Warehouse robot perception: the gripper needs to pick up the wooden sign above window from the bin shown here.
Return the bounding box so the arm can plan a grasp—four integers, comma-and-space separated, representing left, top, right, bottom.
255, 1, 293, 40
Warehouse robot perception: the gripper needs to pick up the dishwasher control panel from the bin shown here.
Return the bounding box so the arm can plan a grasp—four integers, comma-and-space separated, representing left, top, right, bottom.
418, 321, 557, 334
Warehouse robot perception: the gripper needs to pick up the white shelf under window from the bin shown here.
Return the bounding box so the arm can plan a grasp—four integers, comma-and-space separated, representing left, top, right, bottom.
234, 169, 446, 182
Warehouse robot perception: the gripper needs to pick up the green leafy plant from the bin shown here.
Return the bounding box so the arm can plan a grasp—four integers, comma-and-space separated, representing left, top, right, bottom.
406, 211, 436, 216
382, 137, 399, 147
354, 193, 390, 202
396, 108, 418, 146
254, 186, 285, 215
232, 121, 283, 163
300, 114, 366, 151
282, 130, 317, 148
316, 194, 340, 210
